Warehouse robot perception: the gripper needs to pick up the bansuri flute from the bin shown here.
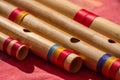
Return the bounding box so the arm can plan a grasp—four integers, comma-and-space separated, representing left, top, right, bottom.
2, 1, 120, 58
36, 0, 120, 42
0, 16, 120, 80
0, 32, 28, 60
0, 2, 120, 80
0, 16, 82, 73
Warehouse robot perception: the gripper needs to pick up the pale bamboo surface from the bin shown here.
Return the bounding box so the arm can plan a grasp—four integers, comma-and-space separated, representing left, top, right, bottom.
36, 0, 81, 18
36, 0, 120, 42
0, 16, 82, 73
0, 32, 28, 60
2, 1, 120, 58
0, 15, 104, 72
1, 14, 117, 79
0, 1, 120, 79
0, 0, 118, 72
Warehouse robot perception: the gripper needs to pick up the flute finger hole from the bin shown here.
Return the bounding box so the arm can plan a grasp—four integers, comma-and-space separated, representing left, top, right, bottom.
108, 39, 116, 43
23, 29, 31, 32
70, 37, 80, 43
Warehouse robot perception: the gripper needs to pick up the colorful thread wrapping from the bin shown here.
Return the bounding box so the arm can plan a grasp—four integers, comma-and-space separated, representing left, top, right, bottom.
97, 54, 112, 73
11, 41, 23, 58
73, 9, 98, 27
109, 59, 120, 79
3, 37, 14, 55
8, 8, 28, 24
47, 44, 59, 61
57, 50, 72, 68
47, 44, 77, 70
51, 46, 66, 65
2, 37, 26, 59
6, 40, 18, 56
102, 56, 118, 77
73, 9, 88, 24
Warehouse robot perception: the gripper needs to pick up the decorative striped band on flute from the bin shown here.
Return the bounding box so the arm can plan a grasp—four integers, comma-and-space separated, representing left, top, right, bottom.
47, 44, 59, 61
97, 53, 120, 79
8, 8, 28, 24
97, 54, 112, 73
57, 49, 72, 68
51, 46, 66, 65
1, 33, 28, 60
47, 44, 76, 70
11, 42, 24, 58
109, 59, 120, 79
73, 9, 98, 27
102, 56, 118, 77
3, 37, 13, 54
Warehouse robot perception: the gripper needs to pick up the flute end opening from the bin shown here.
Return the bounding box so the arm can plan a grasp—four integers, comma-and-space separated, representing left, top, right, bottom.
17, 45, 29, 60
64, 53, 83, 73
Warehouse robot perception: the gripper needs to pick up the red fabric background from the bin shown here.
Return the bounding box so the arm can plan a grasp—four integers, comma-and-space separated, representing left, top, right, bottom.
0, 0, 120, 80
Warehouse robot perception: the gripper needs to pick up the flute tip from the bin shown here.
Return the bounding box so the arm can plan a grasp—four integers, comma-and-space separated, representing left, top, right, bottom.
16, 45, 29, 60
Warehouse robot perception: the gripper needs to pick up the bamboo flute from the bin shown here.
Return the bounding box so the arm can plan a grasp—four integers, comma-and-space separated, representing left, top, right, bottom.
0, 16, 120, 80
36, 0, 120, 42
0, 32, 28, 60
0, 2, 120, 80
0, 16, 82, 73
2, 1, 120, 58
